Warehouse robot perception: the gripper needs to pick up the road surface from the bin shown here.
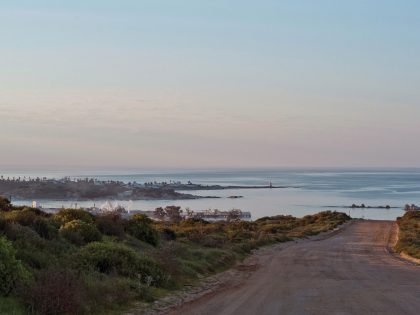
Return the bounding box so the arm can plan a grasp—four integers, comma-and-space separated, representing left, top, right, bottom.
170, 221, 420, 315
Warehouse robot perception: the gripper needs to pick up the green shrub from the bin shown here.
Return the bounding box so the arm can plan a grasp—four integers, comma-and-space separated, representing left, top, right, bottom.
125, 214, 159, 246
74, 242, 168, 286
54, 208, 94, 225
0, 237, 30, 295
60, 220, 102, 245
3, 223, 64, 269
4, 209, 39, 227
32, 218, 59, 240
2, 209, 58, 240
4, 223, 44, 246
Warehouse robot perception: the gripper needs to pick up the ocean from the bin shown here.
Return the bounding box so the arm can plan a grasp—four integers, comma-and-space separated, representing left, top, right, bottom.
4, 168, 420, 220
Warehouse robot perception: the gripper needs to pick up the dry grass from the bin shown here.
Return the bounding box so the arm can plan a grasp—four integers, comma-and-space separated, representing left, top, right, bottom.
395, 211, 420, 259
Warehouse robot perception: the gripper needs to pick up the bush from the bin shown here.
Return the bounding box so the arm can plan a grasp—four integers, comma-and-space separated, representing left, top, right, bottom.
60, 220, 102, 246
4, 209, 38, 226
32, 218, 59, 240
3, 223, 62, 269
83, 275, 135, 312
0, 237, 30, 295
25, 267, 85, 315
95, 214, 125, 239
161, 228, 177, 241
0, 197, 12, 211
54, 208, 94, 225
4, 223, 43, 245
125, 214, 159, 246
74, 242, 168, 287
3, 209, 58, 240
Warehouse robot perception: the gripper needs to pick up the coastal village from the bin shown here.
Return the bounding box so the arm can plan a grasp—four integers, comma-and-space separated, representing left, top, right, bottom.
0, 176, 254, 221
0, 176, 205, 201
0, 175, 278, 202
0, 175, 418, 222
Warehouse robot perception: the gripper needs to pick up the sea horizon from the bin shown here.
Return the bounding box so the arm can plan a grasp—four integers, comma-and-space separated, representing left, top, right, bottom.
4, 167, 419, 221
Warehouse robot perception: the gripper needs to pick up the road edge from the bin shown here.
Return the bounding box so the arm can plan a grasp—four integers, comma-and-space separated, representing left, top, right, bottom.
387, 222, 420, 266
125, 219, 354, 315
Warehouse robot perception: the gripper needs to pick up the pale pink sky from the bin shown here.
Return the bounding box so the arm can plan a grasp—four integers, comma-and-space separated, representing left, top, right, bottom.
1, 1, 420, 168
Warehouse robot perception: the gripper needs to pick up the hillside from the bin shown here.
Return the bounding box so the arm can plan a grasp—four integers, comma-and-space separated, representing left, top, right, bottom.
0, 196, 350, 314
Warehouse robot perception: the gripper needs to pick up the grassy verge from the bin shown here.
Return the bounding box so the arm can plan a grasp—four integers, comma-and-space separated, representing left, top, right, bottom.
0, 196, 350, 314
395, 211, 420, 259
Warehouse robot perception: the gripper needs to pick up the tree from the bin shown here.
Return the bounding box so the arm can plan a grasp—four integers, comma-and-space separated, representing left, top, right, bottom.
153, 207, 165, 220
227, 209, 242, 222
153, 206, 183, 223
164, 206, 183, 223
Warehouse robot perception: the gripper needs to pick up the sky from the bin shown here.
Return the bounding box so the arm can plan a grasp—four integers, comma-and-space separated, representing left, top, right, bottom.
1, 0, 420, 170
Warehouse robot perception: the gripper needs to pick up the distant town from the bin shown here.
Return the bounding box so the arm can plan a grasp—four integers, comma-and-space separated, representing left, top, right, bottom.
0, 176, 283, 201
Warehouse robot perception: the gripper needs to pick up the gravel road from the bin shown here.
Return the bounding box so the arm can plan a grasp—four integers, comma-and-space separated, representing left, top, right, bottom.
170, 220, 420, 315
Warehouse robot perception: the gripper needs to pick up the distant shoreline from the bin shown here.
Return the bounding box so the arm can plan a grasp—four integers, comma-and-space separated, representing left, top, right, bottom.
0, 177, 288, 201
324, 205, 400, 209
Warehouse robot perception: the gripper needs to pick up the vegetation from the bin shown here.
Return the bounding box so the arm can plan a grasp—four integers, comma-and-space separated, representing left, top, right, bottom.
124, 214, 160, 246
0, 196, 350, 314
59, 220, 102, 245
395, 211, 420, 259
0, 237, 30, 295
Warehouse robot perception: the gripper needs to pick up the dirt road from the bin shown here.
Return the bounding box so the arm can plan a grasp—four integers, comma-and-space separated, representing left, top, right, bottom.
170, 221, 420, 315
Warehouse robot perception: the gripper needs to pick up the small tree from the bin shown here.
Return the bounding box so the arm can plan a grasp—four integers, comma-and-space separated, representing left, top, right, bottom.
185, 207, 194, 218
164, 206, 183, 223
153, 207, 166, 220
227, 209, 242, 222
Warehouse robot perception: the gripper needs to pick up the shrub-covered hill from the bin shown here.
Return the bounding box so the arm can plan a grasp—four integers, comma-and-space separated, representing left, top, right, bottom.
395, 211, 420, 259
0, 196, 350, 314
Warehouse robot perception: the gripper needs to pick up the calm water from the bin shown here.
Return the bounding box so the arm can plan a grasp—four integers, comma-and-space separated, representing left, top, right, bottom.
6, 168, 420, 220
